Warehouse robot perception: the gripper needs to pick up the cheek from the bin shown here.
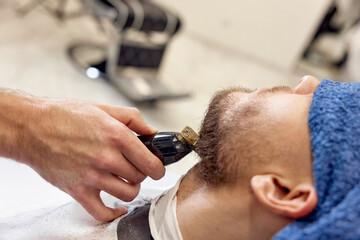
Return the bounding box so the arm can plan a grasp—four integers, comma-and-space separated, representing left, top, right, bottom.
267, 95, 313, 176
268, 94, 313, 124
282, 121, 313, 179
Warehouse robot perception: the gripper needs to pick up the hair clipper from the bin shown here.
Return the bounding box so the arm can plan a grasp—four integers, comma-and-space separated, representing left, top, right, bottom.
138, 126, 199, 165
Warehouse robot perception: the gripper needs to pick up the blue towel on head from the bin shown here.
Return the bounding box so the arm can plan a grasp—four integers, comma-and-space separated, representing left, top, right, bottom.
273, 80, 360, 240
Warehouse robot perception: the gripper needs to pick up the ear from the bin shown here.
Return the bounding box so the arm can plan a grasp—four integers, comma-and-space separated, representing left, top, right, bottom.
251, 175, 317, 219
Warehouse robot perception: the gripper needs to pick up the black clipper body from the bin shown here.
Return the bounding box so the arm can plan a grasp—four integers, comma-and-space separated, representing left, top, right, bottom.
138, 126, 199, 165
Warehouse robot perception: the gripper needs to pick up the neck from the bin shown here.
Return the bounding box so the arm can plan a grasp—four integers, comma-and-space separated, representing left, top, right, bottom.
176, 174, 289, 240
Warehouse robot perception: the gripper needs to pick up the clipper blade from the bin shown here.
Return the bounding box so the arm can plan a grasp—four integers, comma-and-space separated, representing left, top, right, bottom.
180, 126, 199, 147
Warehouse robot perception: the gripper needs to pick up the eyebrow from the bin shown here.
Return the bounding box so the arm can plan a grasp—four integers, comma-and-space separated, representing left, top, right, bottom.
257, 86, 293, 95
236, 87, 254, 93
232, 86, 293, 97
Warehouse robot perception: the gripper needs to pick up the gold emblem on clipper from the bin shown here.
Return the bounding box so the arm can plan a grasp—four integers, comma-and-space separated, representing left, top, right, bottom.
179, 126, 199, 147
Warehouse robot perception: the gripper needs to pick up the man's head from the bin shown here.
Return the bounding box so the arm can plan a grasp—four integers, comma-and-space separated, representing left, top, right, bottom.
178, 76, 320, 238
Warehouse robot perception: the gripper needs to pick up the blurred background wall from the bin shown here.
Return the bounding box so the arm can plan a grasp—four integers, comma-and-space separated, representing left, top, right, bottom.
156, 0, 332, 70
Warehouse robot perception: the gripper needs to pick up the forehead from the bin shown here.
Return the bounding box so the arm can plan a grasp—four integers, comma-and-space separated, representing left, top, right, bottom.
214, 85, 304, 127
226, 85, 312, 121
226, 85, 293, 107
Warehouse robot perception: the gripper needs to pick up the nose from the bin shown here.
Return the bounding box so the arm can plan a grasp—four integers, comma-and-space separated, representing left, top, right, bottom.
294, 75, 320, 95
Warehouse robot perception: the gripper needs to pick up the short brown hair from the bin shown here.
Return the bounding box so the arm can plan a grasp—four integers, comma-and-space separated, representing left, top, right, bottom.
194, 87, 267, 186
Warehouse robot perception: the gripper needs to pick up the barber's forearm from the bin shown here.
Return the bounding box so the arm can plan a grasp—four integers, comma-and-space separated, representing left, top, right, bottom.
0, 89, 42, 164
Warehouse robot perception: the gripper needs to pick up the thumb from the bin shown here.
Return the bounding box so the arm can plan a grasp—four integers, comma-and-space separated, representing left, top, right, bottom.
97, 104, 158, 135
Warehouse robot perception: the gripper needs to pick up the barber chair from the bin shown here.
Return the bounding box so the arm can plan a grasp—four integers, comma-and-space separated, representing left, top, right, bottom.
17, 0, 84, 20
68, 0, 189, 103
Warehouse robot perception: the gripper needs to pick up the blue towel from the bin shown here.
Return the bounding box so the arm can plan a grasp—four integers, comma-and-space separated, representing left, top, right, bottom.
273, 80, 360, 240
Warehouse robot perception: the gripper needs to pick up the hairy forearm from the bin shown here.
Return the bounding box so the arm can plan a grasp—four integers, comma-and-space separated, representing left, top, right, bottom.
0, 89, 42, 164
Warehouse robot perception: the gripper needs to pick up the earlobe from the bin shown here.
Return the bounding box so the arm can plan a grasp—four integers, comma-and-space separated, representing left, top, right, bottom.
251, 175, 317, 219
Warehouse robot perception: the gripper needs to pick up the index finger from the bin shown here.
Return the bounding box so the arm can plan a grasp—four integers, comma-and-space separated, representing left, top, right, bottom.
97, 105, 157, 135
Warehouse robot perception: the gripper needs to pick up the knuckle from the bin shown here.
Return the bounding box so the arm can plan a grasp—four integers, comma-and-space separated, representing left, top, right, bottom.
70, 186, 87, 202
145, 159, 162, 177
133, 172, 146, 183
129, 107, 142, 118
85, 171, 101, 186
99, 117, 123, 138
122, 195, 135, 202
106, 124, 127, 147
99, 117, 113, 131
115, 136, 127, 150
122, 185, 140, 202
104, 124, 122, 142
93, 153, 112, 170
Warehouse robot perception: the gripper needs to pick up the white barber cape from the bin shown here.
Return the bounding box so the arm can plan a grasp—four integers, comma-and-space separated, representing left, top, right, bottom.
149, 177, 183, 240
0, 174, 183, 240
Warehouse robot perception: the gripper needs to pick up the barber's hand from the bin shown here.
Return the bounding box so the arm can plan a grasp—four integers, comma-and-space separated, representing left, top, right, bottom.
22, 99, 165, 222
